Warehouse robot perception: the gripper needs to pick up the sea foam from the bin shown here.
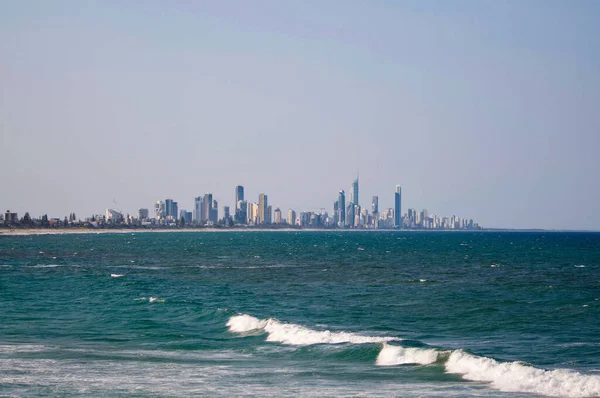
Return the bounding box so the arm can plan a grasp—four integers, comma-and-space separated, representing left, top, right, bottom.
446, 349, 600, 397
376, 343, 440, 366
227, 314, 394, 345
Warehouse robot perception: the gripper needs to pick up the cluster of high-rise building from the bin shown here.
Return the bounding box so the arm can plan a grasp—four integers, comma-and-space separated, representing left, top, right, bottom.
129, 178, 480, 230
2, 177, 481, 230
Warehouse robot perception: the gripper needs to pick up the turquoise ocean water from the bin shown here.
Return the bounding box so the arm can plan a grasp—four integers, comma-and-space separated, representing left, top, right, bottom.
1, 231, 599, 397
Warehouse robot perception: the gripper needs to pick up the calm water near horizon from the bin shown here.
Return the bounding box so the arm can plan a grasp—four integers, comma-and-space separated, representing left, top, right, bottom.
1, 231, 599, 397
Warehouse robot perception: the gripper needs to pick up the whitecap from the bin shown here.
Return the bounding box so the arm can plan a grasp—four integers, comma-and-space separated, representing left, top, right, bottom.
149, 297, 165, 303
227, 314, 395, 345
111, 274, 124, 278
445, 349, 600, 397
32, 264, 63, 268
376, 343, 440, 366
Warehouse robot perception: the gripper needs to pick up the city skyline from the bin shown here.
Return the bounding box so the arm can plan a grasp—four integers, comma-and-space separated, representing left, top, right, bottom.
3, 175, 482, 231
2, 175, 482, 231
1, 1, 598, 230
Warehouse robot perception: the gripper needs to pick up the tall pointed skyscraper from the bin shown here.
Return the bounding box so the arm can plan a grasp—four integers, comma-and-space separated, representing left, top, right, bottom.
394, 185, 402, 228
350, 177, 359, 206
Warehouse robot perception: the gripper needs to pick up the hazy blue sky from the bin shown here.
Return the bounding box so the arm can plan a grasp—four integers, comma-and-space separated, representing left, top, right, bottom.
1, 0, 599, 229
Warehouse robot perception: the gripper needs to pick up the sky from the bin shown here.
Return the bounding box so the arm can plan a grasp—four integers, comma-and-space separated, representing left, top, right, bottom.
1, 0, 599, 230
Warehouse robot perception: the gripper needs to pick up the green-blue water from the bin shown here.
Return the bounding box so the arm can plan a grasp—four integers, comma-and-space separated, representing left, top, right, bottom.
1, 231, 599, 397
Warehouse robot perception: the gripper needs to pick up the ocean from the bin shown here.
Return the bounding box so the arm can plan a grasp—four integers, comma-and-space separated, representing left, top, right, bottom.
1, 230, 599, 397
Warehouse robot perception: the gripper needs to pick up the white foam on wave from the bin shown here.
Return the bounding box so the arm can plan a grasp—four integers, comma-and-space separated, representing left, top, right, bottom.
149, 297, 165, 303
32, 264, 64, 268
376, 343, 439, 366
227, 314, 394, 345
134, 297, 165, 303
110, 274, 124, 278
446, 349, 600, 397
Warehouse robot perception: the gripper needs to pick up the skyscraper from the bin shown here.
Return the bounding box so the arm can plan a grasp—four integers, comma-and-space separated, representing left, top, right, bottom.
258, 194, 268, 224
333, 200, 339, 225
165, 199, 174, 218
274, 208, 282, 224
394, 185, 402, 228
211, 200, 218, 222
266, 205, 272, 224
194, 196, 203, 223
172, 201, 178, 221
155, 201, 166, 219
223, 206, 230, 220
372, 196, 379, 214
234, 185, 245, 224
202, 193, 213, 222
235, 185, 244, 205
350, 177, 359, 205
138, 208, 149, 220
288, 209, 296, 226
248, 202, 259, 224
346, 203, 354, 227
338, 190, 346, 227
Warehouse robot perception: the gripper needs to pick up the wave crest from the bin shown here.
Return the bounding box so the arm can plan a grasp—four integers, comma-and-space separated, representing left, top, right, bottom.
446, 349, 600, 397
376, 343, 440, 366
227, 314, 394, 346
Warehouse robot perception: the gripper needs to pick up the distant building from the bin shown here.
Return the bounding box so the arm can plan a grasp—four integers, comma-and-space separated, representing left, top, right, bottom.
258, 194, 268, 224
138, 208, 149, 220
248, 202, 259, 225
194, 197, 203, 223
171, 201, 178, 221
234, 185, 246, 224
202, 193, 213, 222
165, 199, 175, 219
372, 196, 379, 214
179, 209, 191, 224
346, 203, 354, 227
372, 196, 379, 228
288, 209, 296, 226
105, 209, 123, 223
236, 200, 247, 224
333, 200, 339, 225
394, 185, 402, 228
274, 208, 282, 224
235, 186, 244, 206
350, 177, 359, 206
211, 200, 218, 222
155, 201, 166, 219
338, 190, 346, 227
266, 205, 272, 224
4, 210, 18, 225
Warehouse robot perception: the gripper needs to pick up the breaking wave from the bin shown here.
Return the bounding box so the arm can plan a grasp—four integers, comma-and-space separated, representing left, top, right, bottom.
227, 314, 600, 397
376, 343, 441, 366
227, 314, 395, 345
446, 350, 600, 397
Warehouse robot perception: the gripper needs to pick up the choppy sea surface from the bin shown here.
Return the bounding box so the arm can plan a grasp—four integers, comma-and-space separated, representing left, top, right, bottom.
1, 231, 599, 397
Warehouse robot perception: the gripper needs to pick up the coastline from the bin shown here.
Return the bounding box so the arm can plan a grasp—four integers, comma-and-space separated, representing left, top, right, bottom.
0, 227, 596, 236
